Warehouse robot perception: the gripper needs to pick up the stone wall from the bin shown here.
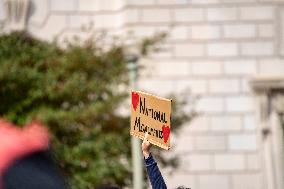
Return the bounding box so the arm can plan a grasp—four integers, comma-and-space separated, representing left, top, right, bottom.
1, 0, 284, 188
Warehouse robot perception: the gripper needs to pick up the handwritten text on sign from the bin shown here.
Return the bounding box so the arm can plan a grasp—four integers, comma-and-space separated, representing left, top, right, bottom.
130, 91, 172, 150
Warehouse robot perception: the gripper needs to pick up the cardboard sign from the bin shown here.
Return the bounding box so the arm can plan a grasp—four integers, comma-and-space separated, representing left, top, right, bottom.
130, 91, 172, 150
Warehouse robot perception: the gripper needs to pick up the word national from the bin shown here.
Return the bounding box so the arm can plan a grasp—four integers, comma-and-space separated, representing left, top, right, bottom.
139, 97, 168, 124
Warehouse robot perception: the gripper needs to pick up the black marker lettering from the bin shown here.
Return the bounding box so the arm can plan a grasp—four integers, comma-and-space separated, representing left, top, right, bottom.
159, 131, 163, 139
134, 117, 140, 130
140, 97, 145, 114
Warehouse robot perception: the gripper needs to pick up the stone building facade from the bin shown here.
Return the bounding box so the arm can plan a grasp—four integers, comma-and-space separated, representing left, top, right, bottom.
1, 0, 284, 189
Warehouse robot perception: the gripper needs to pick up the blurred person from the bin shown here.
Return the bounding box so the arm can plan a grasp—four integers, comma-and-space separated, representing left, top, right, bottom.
0, 119, 68, 189
142, 133, 167, 189
142, 134, 190, 189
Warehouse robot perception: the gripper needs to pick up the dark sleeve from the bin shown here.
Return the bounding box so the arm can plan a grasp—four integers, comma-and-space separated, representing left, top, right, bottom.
144, 154, 167, 189
3, 150, 69, 189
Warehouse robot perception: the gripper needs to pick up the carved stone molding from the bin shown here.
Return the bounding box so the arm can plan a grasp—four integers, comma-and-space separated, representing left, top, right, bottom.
250, 76, 284, 93
250, 76, 284, 136
272, 94, 284, 114
4, 0, 30, 31
250, 76, 284, 189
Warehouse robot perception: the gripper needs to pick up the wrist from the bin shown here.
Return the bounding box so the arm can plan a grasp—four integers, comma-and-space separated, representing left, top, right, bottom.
143, 151, 150, 159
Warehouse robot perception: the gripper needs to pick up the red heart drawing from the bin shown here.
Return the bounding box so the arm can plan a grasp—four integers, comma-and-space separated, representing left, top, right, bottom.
132, 92, 139, 111
162, 125, 170, 143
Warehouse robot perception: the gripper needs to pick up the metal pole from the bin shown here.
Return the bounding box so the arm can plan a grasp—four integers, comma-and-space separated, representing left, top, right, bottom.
128, 61, 143, 189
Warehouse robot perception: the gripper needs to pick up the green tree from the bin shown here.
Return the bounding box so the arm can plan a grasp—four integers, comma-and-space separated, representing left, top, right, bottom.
0, 32, 192, 188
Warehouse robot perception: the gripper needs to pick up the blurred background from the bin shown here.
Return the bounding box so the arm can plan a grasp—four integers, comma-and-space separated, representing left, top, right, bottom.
0, 0, 284, 189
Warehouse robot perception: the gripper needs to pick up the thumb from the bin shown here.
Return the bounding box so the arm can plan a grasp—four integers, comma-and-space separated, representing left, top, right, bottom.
144, 133, 149, 142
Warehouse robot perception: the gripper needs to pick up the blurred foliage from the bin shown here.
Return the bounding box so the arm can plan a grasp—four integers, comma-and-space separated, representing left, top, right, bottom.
0, 32, 193, 189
